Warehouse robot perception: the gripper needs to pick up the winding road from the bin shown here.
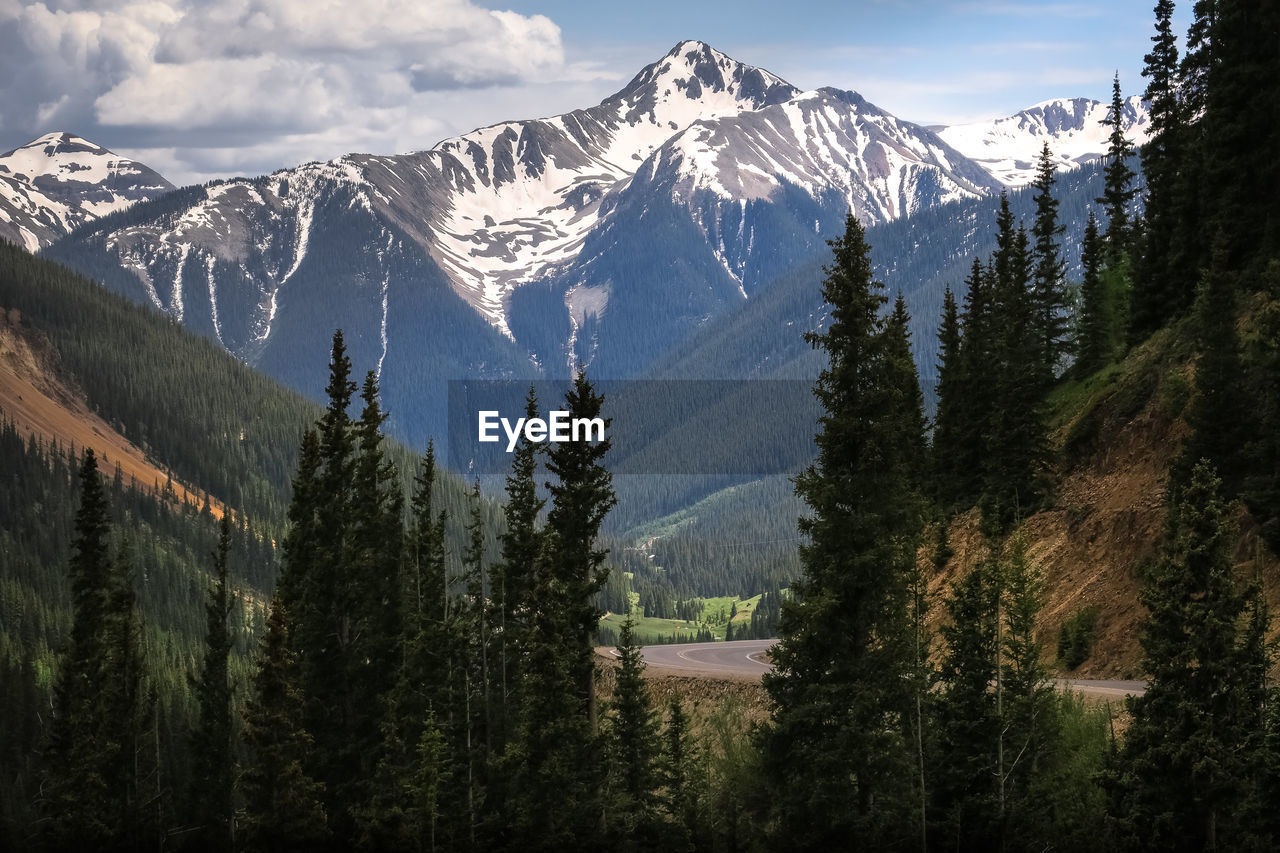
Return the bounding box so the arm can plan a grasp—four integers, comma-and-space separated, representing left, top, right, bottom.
615, 639, 1147, 698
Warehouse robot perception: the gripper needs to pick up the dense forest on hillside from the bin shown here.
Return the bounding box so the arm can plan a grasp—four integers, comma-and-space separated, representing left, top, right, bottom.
1, 0, 1279, 850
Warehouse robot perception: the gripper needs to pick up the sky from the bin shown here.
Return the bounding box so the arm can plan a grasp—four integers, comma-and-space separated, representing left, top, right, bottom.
0, 0, 1188, 186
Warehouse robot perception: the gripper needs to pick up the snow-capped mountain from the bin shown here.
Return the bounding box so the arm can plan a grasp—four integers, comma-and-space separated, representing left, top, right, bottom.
0, 133, 174, 251
530, 86, 1000, 374
50, 43, 996, 357
42, 41, 1094, 446
936, 96, 1151, 186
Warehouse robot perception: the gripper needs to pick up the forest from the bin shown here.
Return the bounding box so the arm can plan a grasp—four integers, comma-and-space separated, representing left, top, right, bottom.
2, 0, 1280, 850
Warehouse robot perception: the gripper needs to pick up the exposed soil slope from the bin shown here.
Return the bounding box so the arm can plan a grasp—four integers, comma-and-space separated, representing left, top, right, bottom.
933, 327, 1278, 679
0, 307, 222, 516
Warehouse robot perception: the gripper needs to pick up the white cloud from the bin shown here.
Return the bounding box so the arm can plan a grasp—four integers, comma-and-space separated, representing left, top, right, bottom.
0, 0, 616, 183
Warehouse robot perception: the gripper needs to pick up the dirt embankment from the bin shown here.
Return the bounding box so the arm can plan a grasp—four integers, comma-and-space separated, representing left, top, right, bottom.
0, 308, 223, 517
932, 341, 1279, 680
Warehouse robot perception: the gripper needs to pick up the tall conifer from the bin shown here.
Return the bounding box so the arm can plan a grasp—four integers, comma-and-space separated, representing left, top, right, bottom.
1097, 74, 1139, 256
1030, 143, 1069, 379
240, 593, 329, 853
1118, 461, 1260, 850
763, 214, 924, 849
1076, 212, 1109, 376
931, 286, 965, 508
1131, 0, 1189, 341
43, 450, 149, 849
187, 514, 235, 850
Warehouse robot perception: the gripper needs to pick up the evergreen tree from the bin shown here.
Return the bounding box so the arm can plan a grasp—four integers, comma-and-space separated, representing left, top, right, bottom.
998, 532, 1057, 843
887, 291, 929, 491
360, 442, 454, 851
240, 593, 329, 853
304, 331, 359, 829
459, 480, 491, 847
1097, 73, 1139, 257
1117, 461, 1264, 850
1199, 0, 1280, 269
1030, 143, 1070, 378
1131, 0, 1190, 341
1174, 242, 1252, 498
931, 285, 962, 504
187, 514, 235, 850
763, 214, 924, 849
1075, 212, 1110, 376
948, 259, 995, 508
43, 450, 113, 845
42, 450, 150, 850
410, 712, 452, 853
932, 553, 1001, 848
506, 372, 616, 849
985, 211, 1047, 528
347, 370, 404, 796
1242, 265, 1280, 552
604, 618, 664, 844
544, 372, 617, 720
279, 333, 406, 837
662, 697, 698, 844
492, 389, 544, 754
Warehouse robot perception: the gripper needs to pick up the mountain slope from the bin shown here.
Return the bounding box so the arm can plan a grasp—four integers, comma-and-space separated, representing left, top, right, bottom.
0, 133, 174, 251
936, 96, 1151, 186
498, 85, 1000, 375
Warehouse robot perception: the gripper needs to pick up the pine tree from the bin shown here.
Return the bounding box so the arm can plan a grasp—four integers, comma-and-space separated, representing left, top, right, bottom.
1030, 143, 1070, 378
297, 330, 358, 800
763, 213, 924, 849
604, 618, 663, 844
459, 480, 491, 846
506, 373, 616, 848
492, 389, 544, 754
410, 712, 452, 853
1131, 0, 1190, 341
985, 210, 1047, 528
240, 593, 329, 853
44, 451, 114, 844
933, 552, 1001, 849
931, 285, 965, 508
279, 333, 407, 838
950, 259, 995, 508
347, 370, 404, 795
187, 514, 235, 850
662, 697, 698, 844
1118, 461, 1263, 850
998, 532, 1057, 841
1075, 212, 1110, 376
1097, 74, 1139, 257
360, 442, 454, 851
887, 291, 929, 491
544, 372, 617, 721
1200, 0, 1280, 269
1173, 241, 1252, 498
43, 450, 150, 849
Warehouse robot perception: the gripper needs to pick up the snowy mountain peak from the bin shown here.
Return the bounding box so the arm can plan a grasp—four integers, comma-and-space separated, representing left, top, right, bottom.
611, 40, 799, 118
644, 86, 998, 220
0, 132, 174, 251
936, 95, 1150, 186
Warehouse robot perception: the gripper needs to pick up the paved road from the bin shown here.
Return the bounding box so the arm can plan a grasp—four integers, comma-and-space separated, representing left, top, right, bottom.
622, 639, 776, 680
620, 639, 1147, 697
